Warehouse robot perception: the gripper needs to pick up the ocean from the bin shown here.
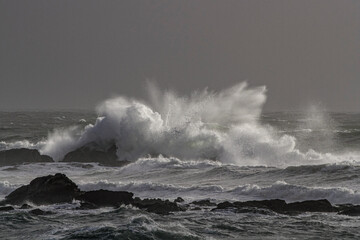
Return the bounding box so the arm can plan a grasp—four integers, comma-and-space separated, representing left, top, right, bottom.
0, 83, 359, 239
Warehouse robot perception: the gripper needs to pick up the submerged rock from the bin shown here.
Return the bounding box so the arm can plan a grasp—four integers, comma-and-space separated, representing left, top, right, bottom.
2, 173, 80, 205
0, 148, 53, 166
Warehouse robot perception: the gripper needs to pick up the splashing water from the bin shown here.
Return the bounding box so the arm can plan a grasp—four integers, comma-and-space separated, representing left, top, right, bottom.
35, 82, 356, 167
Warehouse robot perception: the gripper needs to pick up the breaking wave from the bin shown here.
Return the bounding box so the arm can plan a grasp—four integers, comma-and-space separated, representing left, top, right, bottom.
2, 82, 358, 167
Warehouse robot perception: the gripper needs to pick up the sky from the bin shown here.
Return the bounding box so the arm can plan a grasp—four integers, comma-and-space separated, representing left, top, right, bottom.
0, 0, 359, 112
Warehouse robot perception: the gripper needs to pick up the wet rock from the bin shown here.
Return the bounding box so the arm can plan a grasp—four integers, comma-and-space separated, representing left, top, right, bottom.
3, 173, 80, 205
62, 143, 129, 166
338, 205, 360, 216
213, 199, 336, 214
235, 207, 276, 215
286, 199, 336, 212
191, 199, 216, 206
215, 201, 234, 210
76, 201, 99, 210
0, 206, 14, 211
29, 208, 53, 215
0, 148, 53, 166
174, 197, 184, 203
20, 204, 32, 209
76, 189, 134, 207
233, 199, 287, 212
134, 197, 185, 215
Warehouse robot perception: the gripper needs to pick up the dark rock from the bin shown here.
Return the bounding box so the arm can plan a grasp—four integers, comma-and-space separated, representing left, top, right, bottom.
215, 201, 234, 210
76, 189, 134, 207
62, 143, 129, 166
29, 208, 53, 215
213, 199, 336, 214
338, 205, 360, 216
0, 148, 53, 166
236, 207, 276, 215
174, 197, 184, 203
76, 201, 99, 210
0, 206, 14, 211
20, 204, 32, 209
233, 199, 287, 212
134, 198, 185, 215
286, 199, 336, 212
191, 199, 216, 206
3, 173, 80, 205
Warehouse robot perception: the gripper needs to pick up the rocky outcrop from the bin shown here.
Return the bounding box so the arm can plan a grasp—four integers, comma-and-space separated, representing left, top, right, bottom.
337, 205, 360, 216
191, 199, 216, 206
213, 199, 336, 214
3, 173, 360, 216
0, 148, 53, 166
0, 206, 14, 211
29, 208, 53, 215
76, 190, 134, 207
133, 197, 185, 215
2, 173, 80, 205
62, 143, 129, 166
174, 197, 184, 203
1, 173, 183, 215
286, 199, 335, 212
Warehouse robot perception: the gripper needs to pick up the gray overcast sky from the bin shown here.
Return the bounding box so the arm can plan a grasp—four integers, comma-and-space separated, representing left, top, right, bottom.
0, 0, 359, 111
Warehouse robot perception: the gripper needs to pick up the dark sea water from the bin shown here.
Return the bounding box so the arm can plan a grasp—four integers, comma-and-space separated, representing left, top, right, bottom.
0, 109, 359, 239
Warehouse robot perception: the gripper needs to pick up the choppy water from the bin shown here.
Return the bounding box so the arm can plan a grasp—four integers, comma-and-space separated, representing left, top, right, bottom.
0, 83, 360, 239
0, 110, 359, 239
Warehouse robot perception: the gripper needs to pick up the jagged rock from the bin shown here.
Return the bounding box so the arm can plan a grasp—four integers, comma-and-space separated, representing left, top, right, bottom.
0, 148, 53, 166
76, 189, 134, 207
191, 199, 216, 206
62, 143, 129, 166
174, 197, 184, 203
134, 197, 185, 215
0, 206, 14, 211
3, 173, 80, 205
4, 173, 344, 217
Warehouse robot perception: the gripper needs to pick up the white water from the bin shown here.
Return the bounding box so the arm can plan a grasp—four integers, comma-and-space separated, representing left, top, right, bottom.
22, 82, 355, 168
